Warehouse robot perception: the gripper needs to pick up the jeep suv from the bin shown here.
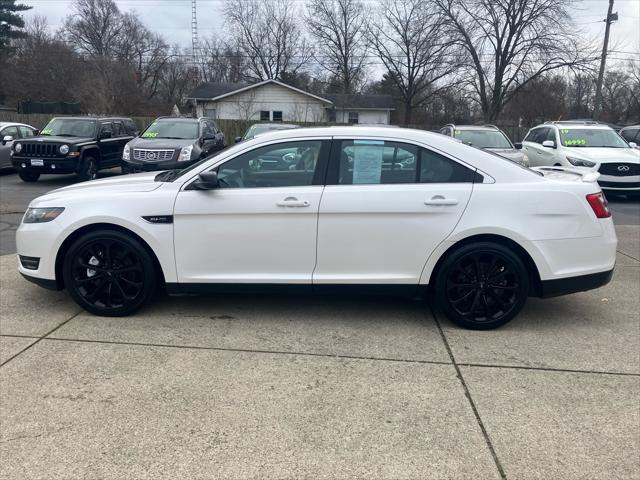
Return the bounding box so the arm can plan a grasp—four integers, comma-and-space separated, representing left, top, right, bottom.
439, 124, 529, 167
522, 121, 640, 197
122, 117, 225, 172
11, 117, 137, 182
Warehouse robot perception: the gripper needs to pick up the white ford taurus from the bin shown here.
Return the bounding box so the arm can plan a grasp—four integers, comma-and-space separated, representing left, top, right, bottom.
17, 126, 617, 329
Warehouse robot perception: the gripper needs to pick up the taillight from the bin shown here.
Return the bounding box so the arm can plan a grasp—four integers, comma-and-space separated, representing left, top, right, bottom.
586, 192, 611, 218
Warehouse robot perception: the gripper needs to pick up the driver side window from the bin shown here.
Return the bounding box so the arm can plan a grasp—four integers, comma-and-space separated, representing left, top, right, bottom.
217, 141, 324, 188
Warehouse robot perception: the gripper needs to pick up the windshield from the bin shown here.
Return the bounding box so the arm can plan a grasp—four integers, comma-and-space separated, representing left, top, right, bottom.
454, 130, 513, 149
244, 125, 274, 140
559, 128, 629, 148
141, 120, 199, 140
40, 118, 96, 137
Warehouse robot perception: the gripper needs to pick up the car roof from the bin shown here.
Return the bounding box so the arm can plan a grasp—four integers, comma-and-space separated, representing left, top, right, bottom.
49, 117, 131, 121
535, 124, 613, 130
155, 117, 199, 122
446, 125, 502, 131
250, 123, 299, 128
0, 122, 34, 129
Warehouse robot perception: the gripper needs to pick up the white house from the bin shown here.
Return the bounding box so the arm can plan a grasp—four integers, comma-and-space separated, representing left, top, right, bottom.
188, 79, 394, 125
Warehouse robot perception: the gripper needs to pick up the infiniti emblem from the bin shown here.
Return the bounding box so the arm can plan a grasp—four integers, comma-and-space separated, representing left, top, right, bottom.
618, 165, 630, 171
146, 151, 157, 160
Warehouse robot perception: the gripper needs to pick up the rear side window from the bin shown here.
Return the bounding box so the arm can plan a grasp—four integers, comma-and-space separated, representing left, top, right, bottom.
620, 128, 639, 143
336, 139, 474, 185
19, 126, 35, 138
124, 119, 138, 135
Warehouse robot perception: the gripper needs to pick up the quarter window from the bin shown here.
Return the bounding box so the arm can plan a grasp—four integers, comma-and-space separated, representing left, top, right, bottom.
217, 141, 323, 188
419, 149, 474, 183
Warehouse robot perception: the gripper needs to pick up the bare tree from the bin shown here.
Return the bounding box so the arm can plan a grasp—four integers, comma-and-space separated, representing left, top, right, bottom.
63, 0, 122, 57
435, 0, 595, 121
224, 0, 312, 81
200, 36, 246, 83
305, 0, 368, 93
368, 0, 459, 124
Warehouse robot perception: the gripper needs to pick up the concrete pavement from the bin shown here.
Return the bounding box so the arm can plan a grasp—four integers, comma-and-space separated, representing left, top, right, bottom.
1, 227, 639, 479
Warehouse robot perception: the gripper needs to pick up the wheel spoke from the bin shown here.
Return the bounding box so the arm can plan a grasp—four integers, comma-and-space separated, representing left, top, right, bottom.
451, 289, 476, 305
118, 276, 142, 288
75, 274, 104, 284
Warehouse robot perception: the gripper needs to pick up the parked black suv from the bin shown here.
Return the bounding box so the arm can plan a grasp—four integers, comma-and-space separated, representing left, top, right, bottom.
122, 117, 225, 172
11, 117, 137, 182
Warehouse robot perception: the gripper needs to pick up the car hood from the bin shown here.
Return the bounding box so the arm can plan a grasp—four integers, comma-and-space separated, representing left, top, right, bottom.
24, 135, 95, 144
563, 147, 640, 163
487, 148, 524, 160
128, 138, 195, 149
31, 172, 162, 207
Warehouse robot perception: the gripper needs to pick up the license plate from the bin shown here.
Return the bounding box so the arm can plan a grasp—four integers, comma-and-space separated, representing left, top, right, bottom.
30, 159, 44, 167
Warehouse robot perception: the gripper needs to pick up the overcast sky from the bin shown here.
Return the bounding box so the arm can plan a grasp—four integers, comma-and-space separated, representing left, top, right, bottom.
21, 0, 640, 68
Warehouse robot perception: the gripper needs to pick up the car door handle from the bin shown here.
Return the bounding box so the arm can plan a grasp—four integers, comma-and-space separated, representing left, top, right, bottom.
424, 196, 458, 206
276, 197, 310, 207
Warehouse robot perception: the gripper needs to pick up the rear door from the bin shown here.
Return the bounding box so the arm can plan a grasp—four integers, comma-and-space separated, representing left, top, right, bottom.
0, 126, 19, 168
313, 137, 475, 285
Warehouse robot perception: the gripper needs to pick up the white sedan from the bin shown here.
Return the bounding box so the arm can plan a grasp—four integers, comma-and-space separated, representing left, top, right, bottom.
16, 126, 617, 329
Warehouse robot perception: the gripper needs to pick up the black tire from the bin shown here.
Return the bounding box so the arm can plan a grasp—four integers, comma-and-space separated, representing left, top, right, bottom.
77, 155, 98, 181
19, 171, 40, 182
435, 242, 529, 330
121, 163, 132, 175
63, 230, 157, 316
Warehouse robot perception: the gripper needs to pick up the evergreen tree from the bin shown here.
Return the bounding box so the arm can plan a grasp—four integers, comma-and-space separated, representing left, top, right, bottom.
0, 0, 32, 50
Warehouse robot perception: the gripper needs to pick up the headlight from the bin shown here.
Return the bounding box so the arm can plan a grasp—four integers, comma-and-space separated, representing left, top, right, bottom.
59, 144, 69, 155
566, 156, 595, 168
123, 143, 130, 160
178, 145, 193, 162
23, 207, 65, 224
15, 143, 22, 153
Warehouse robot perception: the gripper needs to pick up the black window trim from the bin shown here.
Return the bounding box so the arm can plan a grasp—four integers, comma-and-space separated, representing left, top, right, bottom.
325, 137, 477, 186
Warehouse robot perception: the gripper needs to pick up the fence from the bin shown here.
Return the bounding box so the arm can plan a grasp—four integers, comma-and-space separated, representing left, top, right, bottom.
0, 112, 531, 143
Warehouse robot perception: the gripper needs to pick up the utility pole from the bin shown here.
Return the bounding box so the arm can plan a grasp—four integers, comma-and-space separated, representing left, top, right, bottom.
593, 0, 617, 120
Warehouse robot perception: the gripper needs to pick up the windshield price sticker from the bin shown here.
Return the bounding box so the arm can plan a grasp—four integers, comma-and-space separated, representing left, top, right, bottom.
352, 140, 384, 184
142, 132, 159, 138
564, 138, 586, 146
40, 129, 52, 135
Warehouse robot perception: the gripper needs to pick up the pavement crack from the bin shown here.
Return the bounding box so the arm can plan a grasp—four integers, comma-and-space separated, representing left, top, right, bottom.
0, 310, 83, 368
617, 249, 640, 262
429, 304, 507, 480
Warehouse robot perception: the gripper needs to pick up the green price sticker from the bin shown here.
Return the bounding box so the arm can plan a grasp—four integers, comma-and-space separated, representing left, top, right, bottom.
40, 129, 52, 135
142, 132, 158, 138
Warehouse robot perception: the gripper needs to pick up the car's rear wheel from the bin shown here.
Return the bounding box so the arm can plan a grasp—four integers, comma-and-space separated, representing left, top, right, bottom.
63, 230, 157, 316
77, 156, 98, 181
435, 242, 529, 329
19, 171, 40, 182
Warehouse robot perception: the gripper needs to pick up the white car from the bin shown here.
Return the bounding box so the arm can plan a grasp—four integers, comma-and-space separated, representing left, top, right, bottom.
523, 121, 640, 197
17, 126, 617, 329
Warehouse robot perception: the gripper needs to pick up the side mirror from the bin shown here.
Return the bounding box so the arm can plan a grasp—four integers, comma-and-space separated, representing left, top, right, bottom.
629, 142, 638, 148
514, 142, 523, 150
100, 131, 112, 139
235, 136, 242, 143
192, 171, 219, 190
33, 130, 39, 136
2, 135, 13, 145
541, 140, 556, 148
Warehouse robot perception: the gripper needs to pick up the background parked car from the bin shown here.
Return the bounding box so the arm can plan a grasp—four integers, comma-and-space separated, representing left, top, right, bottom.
122, 117, 225, 173
236, 123, 300, 143
522, 121, 640, 197
619, 125, 640, 149
439, 124, 529, 167
0, 122, 38, 170
11, 117, 137, 182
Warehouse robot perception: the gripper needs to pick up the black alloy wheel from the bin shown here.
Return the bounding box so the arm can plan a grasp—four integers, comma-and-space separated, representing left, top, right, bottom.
78, 156, 98, 181
435, 242, 529, 329
63, 230, 156, 316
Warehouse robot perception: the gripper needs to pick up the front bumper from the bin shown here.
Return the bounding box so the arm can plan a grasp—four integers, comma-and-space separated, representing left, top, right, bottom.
16, 219, 64, 288
598, 174, 640, 193
12, 155, 80, 174
123, 158, 198, 172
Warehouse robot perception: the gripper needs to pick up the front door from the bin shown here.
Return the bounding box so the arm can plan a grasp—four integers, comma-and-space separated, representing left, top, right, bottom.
314, 138, 475, 284
0, 126, 19, 169
173, 139, 330, 284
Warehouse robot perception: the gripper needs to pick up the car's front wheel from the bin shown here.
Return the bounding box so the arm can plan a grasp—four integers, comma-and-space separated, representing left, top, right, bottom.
63, 230, 157, 316
18, 171, 40, 182
77, 156, 98, 181
435, 242, 529, 329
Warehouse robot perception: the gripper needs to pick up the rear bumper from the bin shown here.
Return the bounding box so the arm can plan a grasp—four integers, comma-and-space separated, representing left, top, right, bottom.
538, 268, 614, 298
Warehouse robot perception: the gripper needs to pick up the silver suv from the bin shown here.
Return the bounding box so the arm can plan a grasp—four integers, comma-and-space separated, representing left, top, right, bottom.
440, 124, 529, 167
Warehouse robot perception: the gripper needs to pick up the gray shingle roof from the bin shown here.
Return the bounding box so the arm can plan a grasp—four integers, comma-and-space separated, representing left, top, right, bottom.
323, 93, 394, 110
188, 82, 250, 99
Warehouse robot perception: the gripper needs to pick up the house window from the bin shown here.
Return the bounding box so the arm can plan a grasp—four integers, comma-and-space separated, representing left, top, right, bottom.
204, 108, 217, 119
327, 109, 337, 122
260, 111, 270, 121
272, 111, 283, 122
348, 111, 359, 124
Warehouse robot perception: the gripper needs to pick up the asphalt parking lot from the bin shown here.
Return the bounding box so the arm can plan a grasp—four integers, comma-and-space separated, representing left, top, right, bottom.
1, 169, 639, 479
